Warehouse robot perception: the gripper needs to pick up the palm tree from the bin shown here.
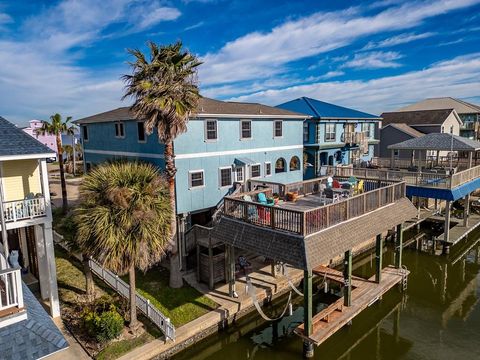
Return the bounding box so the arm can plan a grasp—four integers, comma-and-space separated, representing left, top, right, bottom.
75, 161, 172, 330
63, 144, 73, 162
37, 114, 76, 213
122, 41, 202, 288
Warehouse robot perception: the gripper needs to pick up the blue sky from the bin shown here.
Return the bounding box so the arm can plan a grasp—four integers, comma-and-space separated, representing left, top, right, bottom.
1, 0, 479, 125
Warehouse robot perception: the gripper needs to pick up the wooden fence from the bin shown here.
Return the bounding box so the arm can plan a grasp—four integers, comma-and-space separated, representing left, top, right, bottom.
224, 181, 406, 236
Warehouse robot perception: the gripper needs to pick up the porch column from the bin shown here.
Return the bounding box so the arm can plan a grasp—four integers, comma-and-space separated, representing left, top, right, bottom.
390, 149, 395, 168
343, 250, 352, 307
35, 223, 60, 317
208, 235, 214, 290
303, 269, 314, 358
375, 234, 383, 284
411, 150, 415, 167
0, 162, 9, 259
228, 245, 236, 297
468, 151, 473, 169
443, 201, 451, 254
177, 214, 187, 271
463, 193, 470, 227
395, 224, 403, 269
436, 150, 440, 166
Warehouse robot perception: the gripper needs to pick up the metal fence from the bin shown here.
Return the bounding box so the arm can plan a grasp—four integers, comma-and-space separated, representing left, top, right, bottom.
53, 231, 175, 341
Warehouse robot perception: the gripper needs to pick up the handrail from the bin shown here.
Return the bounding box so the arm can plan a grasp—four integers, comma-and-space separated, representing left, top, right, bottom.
2, 197, 47, 222
223, 180, 406, 236
0, 267, 24, 312
451, 164, 480, 188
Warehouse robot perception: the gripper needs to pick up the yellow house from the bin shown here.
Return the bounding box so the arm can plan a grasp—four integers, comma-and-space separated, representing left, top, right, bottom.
0, 116, 61, 332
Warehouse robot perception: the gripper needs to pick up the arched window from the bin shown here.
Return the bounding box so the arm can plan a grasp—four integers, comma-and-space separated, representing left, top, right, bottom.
275, 158, 286, 173
290, 156, 300, 171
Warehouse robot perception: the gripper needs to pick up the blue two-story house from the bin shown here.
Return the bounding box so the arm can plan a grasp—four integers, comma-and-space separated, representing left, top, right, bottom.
75, 97, 307, 238
276, 97, 381, 179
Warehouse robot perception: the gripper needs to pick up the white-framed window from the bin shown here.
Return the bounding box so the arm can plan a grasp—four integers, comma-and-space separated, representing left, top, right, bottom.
265, 162, 272, 177
240, 120, 252, 139
325, 123, 336, 142
361, 123, 371, 138
219, 167, 232, 188
205, 119, 217, 141
274, 120, 283, 138
137, 121, 146, 143
115, 122, 125, 138
82, 125, 89, 142
235, 167, 244, 182
303, 122, 309, 142
189, 170, 204, 188
251, 164, 261, 178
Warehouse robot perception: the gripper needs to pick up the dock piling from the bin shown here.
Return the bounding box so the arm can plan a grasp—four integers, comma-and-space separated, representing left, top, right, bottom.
395, 224, 403, 269
375, 234, 383, 284
344, 250, 352, 307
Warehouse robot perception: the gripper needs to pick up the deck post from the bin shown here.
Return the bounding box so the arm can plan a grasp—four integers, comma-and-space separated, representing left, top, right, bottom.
395, 224, 403, 269
463, 193, 470, 227
375, 234, 383, 284
196, 244, 200, 281
390, 149, 394, 168
228, 245, 236, 297
443, 201, 451, 254
343, 250, 352, 307
208, 238, 214, 290
303, 269, 314, 358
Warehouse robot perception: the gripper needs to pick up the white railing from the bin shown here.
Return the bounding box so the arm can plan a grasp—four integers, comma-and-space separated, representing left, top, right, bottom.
88, 258, 176, 341
0, 267, 24, 313
3, 197, 46, 223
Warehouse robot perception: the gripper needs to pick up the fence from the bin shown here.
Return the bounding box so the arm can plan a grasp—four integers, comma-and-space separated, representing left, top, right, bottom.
0, 267, 24, 312
53, 231, 175, 341
3, 197, 46, 222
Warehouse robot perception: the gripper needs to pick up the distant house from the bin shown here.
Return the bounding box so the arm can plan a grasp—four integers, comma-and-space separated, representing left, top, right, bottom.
397, 97, 480, 140
22, 120, 57, 154
276, 97, 381, 178
378, 109, 462, 159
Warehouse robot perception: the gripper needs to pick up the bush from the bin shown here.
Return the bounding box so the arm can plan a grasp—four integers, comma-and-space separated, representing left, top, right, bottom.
84, 304, 124, 343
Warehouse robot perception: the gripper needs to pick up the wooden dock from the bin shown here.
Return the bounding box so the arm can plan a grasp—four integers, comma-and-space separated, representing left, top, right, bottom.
436, 213, 480, 245
403, 208, 435, 231
295, 266, 406, 346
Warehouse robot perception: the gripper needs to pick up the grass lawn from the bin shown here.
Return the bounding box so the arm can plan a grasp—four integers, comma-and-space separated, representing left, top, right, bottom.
125, 266, 218, 327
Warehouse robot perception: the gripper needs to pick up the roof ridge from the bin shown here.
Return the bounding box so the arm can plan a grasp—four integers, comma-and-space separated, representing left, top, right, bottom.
302, 97, 322, 118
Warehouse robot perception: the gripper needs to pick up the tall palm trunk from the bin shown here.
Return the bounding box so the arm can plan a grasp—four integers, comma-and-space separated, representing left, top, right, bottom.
56, 133, 68, 213
82, 255, 95, 300
165, 141, 182, 288
129, 264, 138, 330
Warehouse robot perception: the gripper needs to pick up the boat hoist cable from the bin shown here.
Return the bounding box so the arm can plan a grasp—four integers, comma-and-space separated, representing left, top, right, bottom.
282, 264, 329, 296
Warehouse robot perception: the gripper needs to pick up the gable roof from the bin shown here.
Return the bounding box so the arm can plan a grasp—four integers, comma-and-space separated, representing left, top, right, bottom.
0, 116, 55, 159
380, 109, 459, 127
384, 123, 424, 138
397, 97, 480, 114
388, 132, 480, 151
276, 97, 381, 120
75, 97, 308, 124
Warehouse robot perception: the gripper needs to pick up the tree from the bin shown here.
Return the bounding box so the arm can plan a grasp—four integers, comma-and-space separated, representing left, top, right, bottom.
63, 145, 73, 162
37, 114, 76, 213
75, 161, 172, 330
122, 41, 202, 288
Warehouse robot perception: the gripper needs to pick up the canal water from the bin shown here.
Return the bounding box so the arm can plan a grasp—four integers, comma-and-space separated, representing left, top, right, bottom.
173, 230, 480, 360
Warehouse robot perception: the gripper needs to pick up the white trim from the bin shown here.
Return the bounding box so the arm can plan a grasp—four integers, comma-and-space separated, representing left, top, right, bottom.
136, 121, 147, 143
84, 149, 164, 159
264, 162, 272, 177
234, 166, 245, 183
250, 163, 261, 178
204, 119, 218, 142
0, 153, 56, 161
218, 166, 233, 188
114, 122, 125, 139
195, 114, 309, 119
273, 120, 283, 138
240, 119, 252, 140
175, 144, 303, 160
189, 169, 205, 189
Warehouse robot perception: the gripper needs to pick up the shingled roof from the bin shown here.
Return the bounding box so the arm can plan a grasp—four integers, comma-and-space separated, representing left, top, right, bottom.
380, 109, 458, 127
75, 97, 307, 124
212, 198, 416, 270
0, 117, 55, 159
388, 132, 480, 151
384, 123, 424, 138
398, 97, 480, 114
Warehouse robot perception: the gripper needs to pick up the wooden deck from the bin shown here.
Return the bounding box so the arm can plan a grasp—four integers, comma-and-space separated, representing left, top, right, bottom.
437, 213, 480, 245
295, 266, 406, 346
403, 208, 435, 231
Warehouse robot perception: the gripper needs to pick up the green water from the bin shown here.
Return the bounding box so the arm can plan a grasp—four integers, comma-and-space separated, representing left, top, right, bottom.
173, 232, 480, 360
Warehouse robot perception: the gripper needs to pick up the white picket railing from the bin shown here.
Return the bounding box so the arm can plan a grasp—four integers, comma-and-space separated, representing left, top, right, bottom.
0, 267, 24, 312
3, 197, 47, 222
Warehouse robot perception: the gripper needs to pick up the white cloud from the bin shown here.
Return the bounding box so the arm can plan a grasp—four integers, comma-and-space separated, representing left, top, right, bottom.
341, 51, 403, 69
226, 53, 480, 115
362, 32, 435, 50
0, 12, 12, 24
315, 71, 345, 80
200, 0, 480, 86
185, 21, 205, 31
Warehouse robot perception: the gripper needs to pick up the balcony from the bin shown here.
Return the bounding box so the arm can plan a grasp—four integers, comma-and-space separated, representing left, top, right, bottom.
2, 197, 47, 223
0, 267, 24, 319
343, 131, 367, 145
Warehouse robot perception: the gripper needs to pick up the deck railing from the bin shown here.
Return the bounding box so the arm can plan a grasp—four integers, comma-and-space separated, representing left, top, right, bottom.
224, 181, 406, 236
372, 156, 480, 170
3, 197, 47, 223
0, 267, 24, 313
451, 165, 480, 188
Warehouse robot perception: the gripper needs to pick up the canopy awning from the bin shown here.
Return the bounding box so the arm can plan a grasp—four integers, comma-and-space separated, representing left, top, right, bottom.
234, 157, 256, 166
388, 133, 480, 152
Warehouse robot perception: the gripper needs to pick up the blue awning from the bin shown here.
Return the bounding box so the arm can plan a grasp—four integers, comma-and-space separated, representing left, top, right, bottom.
234, 157, 256, 166
406, 177, 480, 201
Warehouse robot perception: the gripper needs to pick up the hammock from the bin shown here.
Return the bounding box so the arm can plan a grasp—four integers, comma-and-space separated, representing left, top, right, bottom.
282, 264, 329, 296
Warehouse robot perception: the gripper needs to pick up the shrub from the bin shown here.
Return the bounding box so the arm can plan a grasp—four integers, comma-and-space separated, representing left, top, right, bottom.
84, 304, 124, 342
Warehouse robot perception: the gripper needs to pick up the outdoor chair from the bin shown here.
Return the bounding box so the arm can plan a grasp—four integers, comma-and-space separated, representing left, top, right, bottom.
354, 180, 364, 194
324, 188, 340, 203
332, 179, 341, 188
257, 192, 274, 206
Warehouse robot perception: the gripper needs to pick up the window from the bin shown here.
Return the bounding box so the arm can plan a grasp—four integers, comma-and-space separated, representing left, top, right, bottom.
303, 122, 309, 142
219, 167, 232, 188
251, 164, 261, 178
275, 158, 286, 173
82, 126, 89, 141
274, 120, 283, 137
290, 156, 300, 171
115, 122, 125, 138
205, 119, 217, 141
85, 162, 92, 172
265, 162, 272, 176
240, 120, 252, 139
235, 167, 244, 182
189, 170, 204, 188
361, 123, 371, 138
325, 123, 336, 142
137, 122, 146, 142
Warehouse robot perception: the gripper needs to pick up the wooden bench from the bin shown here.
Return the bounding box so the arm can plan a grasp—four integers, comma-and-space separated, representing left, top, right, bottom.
312, 297, 344, 329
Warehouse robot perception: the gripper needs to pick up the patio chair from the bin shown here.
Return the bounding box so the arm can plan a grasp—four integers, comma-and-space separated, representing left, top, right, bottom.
354, 180, 364, 194
257, 192, 274, 206
332, 179, 341, 189
324, 188, 340, 203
